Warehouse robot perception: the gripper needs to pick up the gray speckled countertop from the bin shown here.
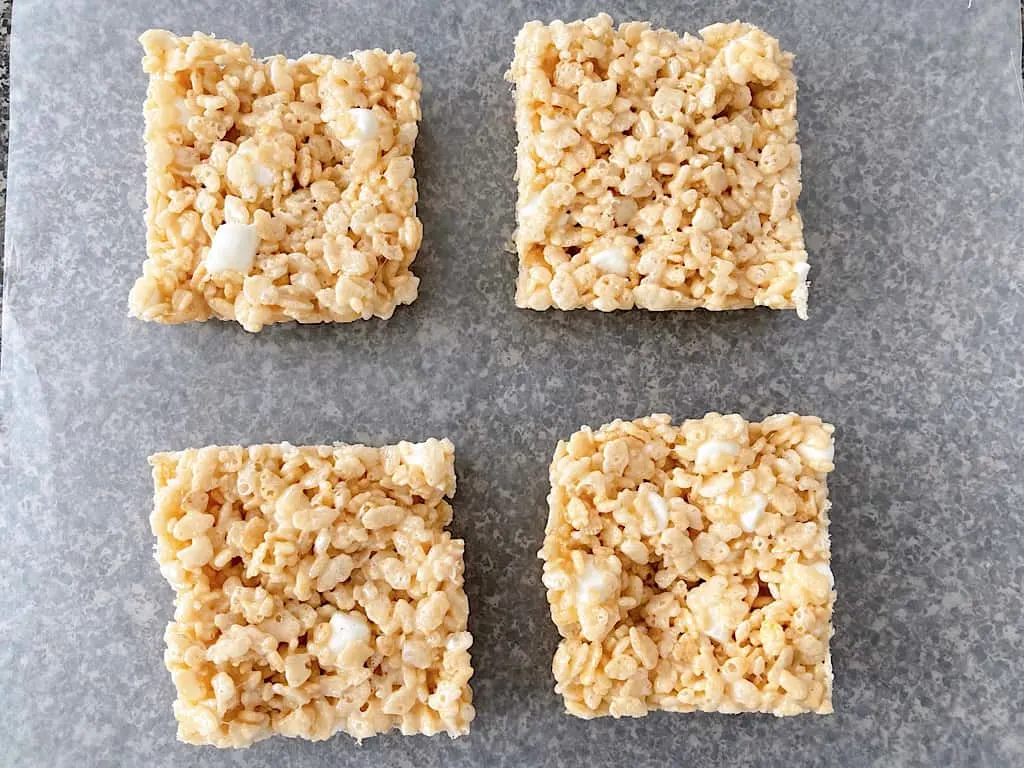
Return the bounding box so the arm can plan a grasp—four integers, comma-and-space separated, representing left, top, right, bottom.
1, 0, 12, 332
1, 1, 1024, 767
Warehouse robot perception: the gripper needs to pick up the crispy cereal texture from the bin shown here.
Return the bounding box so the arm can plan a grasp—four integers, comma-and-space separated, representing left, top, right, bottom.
540, 413, 835, 718
149, 440, 474, 747
510, 15, 809, 316
130, 31, 423, 332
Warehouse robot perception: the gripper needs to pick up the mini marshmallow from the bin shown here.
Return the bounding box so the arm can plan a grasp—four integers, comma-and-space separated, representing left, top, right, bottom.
205, 223, 259, 275
328, 612, 371, 655
643, 490, 669, 534
695, 439, 739, 470
739, 493, 768, 532
590, 247, 631, 276
576, 560, 616, 605
342, 107, 379, 149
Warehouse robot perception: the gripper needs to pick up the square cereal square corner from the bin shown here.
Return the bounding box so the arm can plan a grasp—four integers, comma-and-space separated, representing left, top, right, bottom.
509, 15, 809, 316
540, 413, 835, 718
148, 439, 474, 747
130, 30, 423, 332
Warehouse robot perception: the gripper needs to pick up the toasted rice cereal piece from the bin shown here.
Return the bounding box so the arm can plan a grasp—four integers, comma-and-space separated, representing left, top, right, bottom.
130, 31, 423, 332
509, 15, 810, 316
540, 413, 835, 718
148, 440, 474, 747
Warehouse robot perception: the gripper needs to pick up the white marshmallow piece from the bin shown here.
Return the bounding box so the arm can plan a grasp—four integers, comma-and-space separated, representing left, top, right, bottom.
644, 490, 669, 534
811, 560, 835, 588
704, 606, 732, 643
590, 247, 631, 276
205, 222, 259, 275
739, 493, 767, 532
328, 612, 371, 654
224, 141, 275, 190
797, 439, 835, 468
695, 439, 739, 470
341, 108, 379, 149
253, 163, 275, 188
576, 561, 615, 605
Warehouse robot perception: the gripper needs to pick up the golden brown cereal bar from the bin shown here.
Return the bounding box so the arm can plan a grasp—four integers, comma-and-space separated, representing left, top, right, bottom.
130, 31, 423, 331
149, 440, 474, 747
540, 413, 835, 718
509, 16, 810, 316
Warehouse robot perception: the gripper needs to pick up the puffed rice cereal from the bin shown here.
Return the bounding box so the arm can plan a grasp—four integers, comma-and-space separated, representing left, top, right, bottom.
148, 440, 474, 747
509, 16, 810, 316
540, 413, 835, 718
130, 31, 423, 332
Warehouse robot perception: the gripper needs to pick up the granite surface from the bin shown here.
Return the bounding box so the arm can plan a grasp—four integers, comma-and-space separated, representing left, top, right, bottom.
1, 1, 1023, 766
0, 0, 11, 331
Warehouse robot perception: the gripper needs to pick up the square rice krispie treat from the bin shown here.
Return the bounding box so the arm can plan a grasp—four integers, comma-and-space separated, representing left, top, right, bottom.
130, 31, 423, 332
540, 413, 835, 718
149, 440, 474, 747
510, 15, 809, 316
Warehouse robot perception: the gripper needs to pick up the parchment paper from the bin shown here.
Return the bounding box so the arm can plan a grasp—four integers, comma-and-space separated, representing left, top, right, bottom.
2, 1, 1023, 765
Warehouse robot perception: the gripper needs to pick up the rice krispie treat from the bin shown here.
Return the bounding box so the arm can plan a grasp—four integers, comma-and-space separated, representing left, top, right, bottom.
540, 413, 835, 718
148, 440, 474, 747
130, 31, 423, 332
509, 15, 809, 316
